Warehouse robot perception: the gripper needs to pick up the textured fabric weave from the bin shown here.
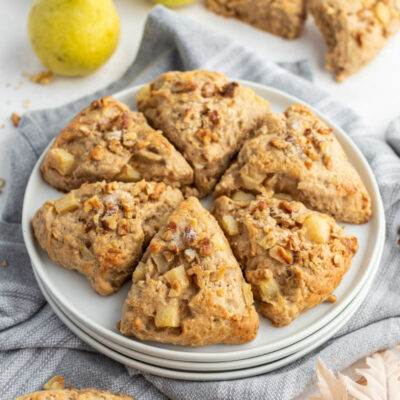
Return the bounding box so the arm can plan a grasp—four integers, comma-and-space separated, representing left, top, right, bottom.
1, 6, 399, 400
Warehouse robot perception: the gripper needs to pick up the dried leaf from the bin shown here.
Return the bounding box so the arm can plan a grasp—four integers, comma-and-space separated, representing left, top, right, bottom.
314, 350, 400, 400
314, 358, 348, 400
340, 351, 400, 400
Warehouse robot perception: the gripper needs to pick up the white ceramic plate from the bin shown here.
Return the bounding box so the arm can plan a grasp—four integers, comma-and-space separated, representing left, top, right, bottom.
38, 249, 378, 372
22, 81, 385, 363
35, 267, 373, 380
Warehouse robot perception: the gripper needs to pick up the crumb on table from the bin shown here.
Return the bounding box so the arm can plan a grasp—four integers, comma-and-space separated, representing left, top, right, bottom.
11, 113, 21, 127
2, 260, 7, 267
29, 71, 53, 85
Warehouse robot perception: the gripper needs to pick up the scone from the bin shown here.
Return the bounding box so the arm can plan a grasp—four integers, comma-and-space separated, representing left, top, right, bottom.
214, 104, 371, 224
41, 96, 193, 192
308, 0, 400, 82
32, 180, 183, 295
206, 0, 306, 39
120, 197, 259, 346
212, 195, 359, 326
136, 70, 270, 197
15, 388, 133, 400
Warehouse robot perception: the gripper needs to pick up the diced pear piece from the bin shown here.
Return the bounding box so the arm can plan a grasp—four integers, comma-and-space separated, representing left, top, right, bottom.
258, 278, 280, 303
54, 193, 80, 214
232, 191, 255, 202
242, 283, 254, 306
48, 148, 75, 175
155, 302, 180, 328
303, 214, 331, 244
221, 215, 239, 236
164, 265, 189, 288
115, 164, 141, 182
240, 166, 266, 190
132, 263, 146, 283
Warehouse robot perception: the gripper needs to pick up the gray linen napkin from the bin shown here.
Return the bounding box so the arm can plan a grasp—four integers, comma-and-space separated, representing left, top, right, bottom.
1, 6, 399, 400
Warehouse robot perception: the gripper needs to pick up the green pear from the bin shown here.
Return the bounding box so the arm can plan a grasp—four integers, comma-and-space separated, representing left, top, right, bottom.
28, 0, 120, 76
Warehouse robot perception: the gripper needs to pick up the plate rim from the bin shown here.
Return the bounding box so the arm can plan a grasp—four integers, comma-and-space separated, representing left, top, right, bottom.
22, 80, 386, 363
35, 265, 374, 380
37, 258, 377, 372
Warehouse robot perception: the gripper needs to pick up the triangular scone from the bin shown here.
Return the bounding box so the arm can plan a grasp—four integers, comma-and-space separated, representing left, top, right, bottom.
212, 195, 358, 326
120, 197, 259, 346
206, 0, 306, 39
214, 104, 371, 224
15, 388, 133, 400
32, 181, 183, 296
136, 70, 270, 197
41, 96, 193, 192
308, 0, 400, 82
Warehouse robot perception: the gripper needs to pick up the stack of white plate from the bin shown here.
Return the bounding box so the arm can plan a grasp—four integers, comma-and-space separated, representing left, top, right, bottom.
22, 83, 385, 381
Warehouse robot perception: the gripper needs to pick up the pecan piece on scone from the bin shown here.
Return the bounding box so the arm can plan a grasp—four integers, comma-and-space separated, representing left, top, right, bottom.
41, 96, 193, 192
136, 70, 270, 197
120, 197, 259, 346
212, 195, 358, 326
32, 180, 183, 295
214, 104, 371, 224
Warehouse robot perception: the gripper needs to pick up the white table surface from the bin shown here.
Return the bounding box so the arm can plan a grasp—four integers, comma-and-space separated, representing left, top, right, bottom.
1, 1, 398, 397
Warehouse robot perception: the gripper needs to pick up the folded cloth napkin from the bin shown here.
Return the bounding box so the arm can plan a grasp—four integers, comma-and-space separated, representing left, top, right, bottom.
1, 6, 399, 400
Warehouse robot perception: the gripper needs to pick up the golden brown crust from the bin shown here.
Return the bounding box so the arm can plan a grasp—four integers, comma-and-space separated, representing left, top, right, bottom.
120, 197, 259, 346
206, 0, 306, 39
32, 180, 183, 295
41, 97, 193, 192
308, 0, 400, 81
136, 70, 270, 197
15, 387, 133, 400
214, 104, 371, 224
212, 195, 359, 326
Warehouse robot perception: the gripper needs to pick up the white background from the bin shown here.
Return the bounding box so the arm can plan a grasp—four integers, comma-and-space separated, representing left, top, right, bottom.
0, 0, 399, 397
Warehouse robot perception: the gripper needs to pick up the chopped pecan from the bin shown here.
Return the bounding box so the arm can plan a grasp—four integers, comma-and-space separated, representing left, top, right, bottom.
117, 219, 129, 235
149, 182, 166, 200
122, 113, 131, 130
173, 80, 198, 93
196, 129, 219, 145
88, 145, 107, 161
199, 238, 214, 257
149, 241, 163, 254
101, 214, 118, 230
201, 82, 217, 97
84, 223, 94, 233
220, 82, 238, 97
269, 245, 293, 264
270, 137, 288, 149
208, 109, 221, 125
256, 200, 268, 211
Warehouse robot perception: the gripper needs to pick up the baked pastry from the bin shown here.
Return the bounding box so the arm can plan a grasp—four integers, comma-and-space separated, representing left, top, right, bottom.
15, 375, 133, 400
206, 0, 306, 39
120, 197, 259, 346
308, 0, 400, 82
15, 388, 132, 400
32, 180, 183, 295
214, 104, 371, 224
136, 70, 270, 197
41, 96, 193, 192
212, 195, 358, 326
